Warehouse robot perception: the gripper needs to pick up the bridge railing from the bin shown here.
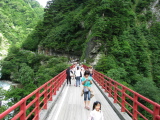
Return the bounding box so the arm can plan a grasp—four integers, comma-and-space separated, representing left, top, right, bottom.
93, 70, 160, 120
0, 69, 67, 120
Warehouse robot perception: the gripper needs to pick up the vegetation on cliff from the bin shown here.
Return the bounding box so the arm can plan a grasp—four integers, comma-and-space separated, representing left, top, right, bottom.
0, 0, 43, 58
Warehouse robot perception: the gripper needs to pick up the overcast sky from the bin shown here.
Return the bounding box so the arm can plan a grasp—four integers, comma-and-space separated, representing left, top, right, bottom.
36, 0, 49, 8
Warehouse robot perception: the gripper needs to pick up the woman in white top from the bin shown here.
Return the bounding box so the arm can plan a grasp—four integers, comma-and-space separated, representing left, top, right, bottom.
88, 101, 104, 120
75, 67, 81, 87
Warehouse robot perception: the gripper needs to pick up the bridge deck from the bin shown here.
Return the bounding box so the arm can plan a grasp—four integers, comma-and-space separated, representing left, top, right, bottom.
46, 80, 121, 120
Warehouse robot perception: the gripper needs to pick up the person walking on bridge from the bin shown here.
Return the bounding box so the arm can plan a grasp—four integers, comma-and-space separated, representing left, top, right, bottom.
75, 67, 81, 87
82, 71, 93, 110
66, 67, 71, 86
89, 66, 93, 77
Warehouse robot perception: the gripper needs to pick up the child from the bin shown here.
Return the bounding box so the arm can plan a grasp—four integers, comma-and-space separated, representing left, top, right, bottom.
88, 101, 104, 120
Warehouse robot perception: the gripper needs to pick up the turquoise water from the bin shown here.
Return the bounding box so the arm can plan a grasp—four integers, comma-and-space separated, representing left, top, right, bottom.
0, 81, 12, 107
0, 81, 11, 90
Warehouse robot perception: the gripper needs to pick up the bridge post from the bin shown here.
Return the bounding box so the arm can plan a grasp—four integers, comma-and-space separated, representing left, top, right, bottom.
35, 90, 40, 120
20, 98, 26, 120
104, 77, 108, 92
44, 84, 48, 109
60, 72, 64, 88
121, 88, 126, 112
153, 105, 160, 120
108, 80, 112, 97
97, 71, 100, 84
132, 94, 138, 119
101, 74, 104, 87
57, 75, 60, 91
53, 78, 57, 95
114, 84, 118, 103
49, 80, 53, 101
102, 75, 105, 89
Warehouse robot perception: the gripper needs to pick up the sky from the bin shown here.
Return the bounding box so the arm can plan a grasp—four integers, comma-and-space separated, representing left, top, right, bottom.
36, 0, 49, 8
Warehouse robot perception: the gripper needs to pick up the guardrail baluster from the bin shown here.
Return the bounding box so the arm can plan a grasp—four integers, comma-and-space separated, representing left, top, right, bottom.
133, 94, 138, 119
35, 90, 40, 120
44, 85, 47, 109
114, 83, 118, 103
153, 105, 160, 120
49, 80, 53, 101
104, 77, 107, 92
54, 78, 57, 95
57, 75, 60, 91
20, 98, 26, 120
121, 88, 126, 112
108, 80, 112, 97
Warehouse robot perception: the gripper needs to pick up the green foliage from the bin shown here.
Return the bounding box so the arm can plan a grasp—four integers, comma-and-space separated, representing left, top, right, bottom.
135, 0, 155, 13
96, 25, 160, 103
0, 0, 43, 46
134, 78, 160, 103
24, 0, 136, 56
95, 54, 117, 73
16, 63, 34, 85
107, 68, 127, 82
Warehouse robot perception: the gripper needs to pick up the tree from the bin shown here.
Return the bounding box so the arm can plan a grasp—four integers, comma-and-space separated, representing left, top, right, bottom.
134, 78, 160, 103
17, 63, 34, 85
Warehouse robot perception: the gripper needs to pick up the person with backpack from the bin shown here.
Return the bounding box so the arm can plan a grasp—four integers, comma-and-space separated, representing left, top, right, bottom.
88, 101, 104, 120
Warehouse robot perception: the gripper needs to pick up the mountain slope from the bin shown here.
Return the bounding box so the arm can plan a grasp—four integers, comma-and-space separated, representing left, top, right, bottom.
0, 0, 43, 58
21, 0, 160, 102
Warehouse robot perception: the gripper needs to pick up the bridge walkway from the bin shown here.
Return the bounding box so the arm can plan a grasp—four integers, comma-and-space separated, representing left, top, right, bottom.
45, 80, 121, 120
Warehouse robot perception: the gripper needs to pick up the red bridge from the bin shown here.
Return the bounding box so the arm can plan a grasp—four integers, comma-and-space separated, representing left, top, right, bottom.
0, 65, 160, 120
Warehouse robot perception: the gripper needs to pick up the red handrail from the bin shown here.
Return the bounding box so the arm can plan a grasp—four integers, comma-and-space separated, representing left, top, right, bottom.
93, 70, 160, 120
0, 69, 67, 120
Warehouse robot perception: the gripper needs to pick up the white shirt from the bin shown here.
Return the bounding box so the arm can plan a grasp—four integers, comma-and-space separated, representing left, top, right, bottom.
88, 110, 104, 120
75, 69, 81, 77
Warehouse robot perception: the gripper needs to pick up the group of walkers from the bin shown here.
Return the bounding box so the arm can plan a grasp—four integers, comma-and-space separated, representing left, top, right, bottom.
66, 64, 85, 86
66, 63, 104, 120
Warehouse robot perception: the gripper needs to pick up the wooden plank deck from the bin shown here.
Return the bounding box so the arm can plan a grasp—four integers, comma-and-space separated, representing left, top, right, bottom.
46, 80, 121, 120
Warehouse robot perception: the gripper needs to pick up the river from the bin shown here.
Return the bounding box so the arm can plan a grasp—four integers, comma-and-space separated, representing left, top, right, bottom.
0, 80, 19, 106
0, 80, 12, 106
0, 80, 11, 90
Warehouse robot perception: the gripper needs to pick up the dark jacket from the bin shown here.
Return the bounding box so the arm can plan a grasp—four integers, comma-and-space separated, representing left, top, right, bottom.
66, 68, 71, 79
